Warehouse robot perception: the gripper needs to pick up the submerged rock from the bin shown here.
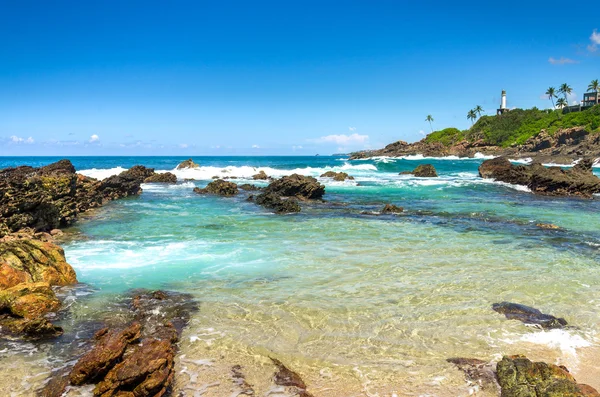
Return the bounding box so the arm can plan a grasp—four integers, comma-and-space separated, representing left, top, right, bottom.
447, 357, 500, 395
492, 302, 567, 329
176, 158, 199, 169
193, 179, 239, 196
263, 174, 325, 200
252, 170, 269, 180
381, 204, 404, 214
143, 172, 177, 183
271, 358, 314, 397
479, 157, 600, 197
536, 223, 561, 230
496, 355, 599, 396
255, 192, 301, 214
320, 171, 355, 181
400, 164, 438, 177
0, 317, 63, 338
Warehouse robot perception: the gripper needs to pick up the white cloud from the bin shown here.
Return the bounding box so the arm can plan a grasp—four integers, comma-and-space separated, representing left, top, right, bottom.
588, 29, 600, 52
312, 133, 369, 145
89, 134, 100, 143
252, 144, 260, 149
419, 130, 426, 136
179, 143, 189, 149
348, 127, 356, 132
9, 135, 34, 144
292, 145, 303, 151
548, 57, 578, 65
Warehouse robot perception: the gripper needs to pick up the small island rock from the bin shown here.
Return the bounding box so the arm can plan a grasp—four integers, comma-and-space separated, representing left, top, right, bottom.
193, 179, 239, 196
176, 158, 200, 169
320, 171, 355, 181
400, 164, 438, 177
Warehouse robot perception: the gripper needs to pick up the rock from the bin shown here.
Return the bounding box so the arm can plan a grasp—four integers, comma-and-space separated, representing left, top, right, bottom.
176, 158, 199, 169
320, 171, 355, 181
231, 365, 255, 396
263, 174, 325, 200
400, 164, 438, 177
479, 157, 600, 197
193, 179, 239, 196
0, 282, 60, 319
0, 238, 77, 289
94, 337, 174, 397
252, 170, 269, 180
447, 357, 500, 394
492, 302, 567, 329
49, 229, 63, 236
69, 322, 142, 385
238, 184, 262, 191
381, 204, 404, 214
536, 223, 561, 230
271, 358, 314, 397
255, 192, 301, 214
0, 317, 63, 338
143, 172, 177, 183
100, 165, 155, 199
496, 355, 599, 396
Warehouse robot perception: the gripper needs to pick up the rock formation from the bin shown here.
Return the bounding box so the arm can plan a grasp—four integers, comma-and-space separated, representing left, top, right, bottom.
381, 204, 404, 214
143, 172, 177, 183
193, 179, 239, 196
262, 174, 325, 200
492, 302, 567, 329
400, 164, 438, 177
252, 170, 269, 180
320, 171, 355, 181
254, 192, 301, 214
176, 158, 199, 169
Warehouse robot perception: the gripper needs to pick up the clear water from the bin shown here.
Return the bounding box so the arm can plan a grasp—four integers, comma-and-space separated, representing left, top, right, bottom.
1, 155, 600, 396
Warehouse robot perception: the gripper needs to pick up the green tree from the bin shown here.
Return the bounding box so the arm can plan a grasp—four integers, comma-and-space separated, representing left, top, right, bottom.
467, 109, 477, 125
425, 115, 434, 132
558, 83, 573, 113
545, 87, 557, 110
474, 105, 484, 118
556, 97, 567, 110
588, 79, 599, 105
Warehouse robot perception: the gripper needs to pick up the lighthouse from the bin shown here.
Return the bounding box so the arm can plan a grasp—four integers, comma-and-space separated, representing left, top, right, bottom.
497, 90, 508, 115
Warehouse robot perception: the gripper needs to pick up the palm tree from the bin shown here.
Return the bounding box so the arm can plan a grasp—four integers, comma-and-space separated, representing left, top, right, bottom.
558, 83, 573, 113
467, 109, 477, 125
474, 105, 484, 118
556, 97, 567, 109
545, 87, 557, 110
588, 79, 599, 105
425, 115, 434, 132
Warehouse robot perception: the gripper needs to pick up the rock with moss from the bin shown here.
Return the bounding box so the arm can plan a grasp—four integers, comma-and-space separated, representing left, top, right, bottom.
143, 172, 177, 183
496, 355, 599, 396
320, 171, 355, 181
0, 282, 60, 319
400, 164, 438, 177
193, 179, 239, 196
176, 158, 199, 169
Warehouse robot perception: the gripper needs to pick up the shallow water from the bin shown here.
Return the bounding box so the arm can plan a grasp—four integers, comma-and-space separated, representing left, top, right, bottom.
1, 155, 600, 396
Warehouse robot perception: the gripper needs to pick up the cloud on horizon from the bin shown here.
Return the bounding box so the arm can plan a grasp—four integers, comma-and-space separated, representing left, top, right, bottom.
311, 133, 369, 145
9, 135, 35, 144
89, 134, 100, 143
548, 56, 578, 65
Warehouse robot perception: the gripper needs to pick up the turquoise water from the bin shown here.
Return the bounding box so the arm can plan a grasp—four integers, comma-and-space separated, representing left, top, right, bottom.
2, 155, 600, 396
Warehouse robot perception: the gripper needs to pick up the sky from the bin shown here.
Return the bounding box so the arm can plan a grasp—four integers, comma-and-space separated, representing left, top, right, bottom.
1, 0, 600, 156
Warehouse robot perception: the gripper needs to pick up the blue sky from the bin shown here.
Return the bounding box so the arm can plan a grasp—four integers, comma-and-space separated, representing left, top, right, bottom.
1, 0, 599, 156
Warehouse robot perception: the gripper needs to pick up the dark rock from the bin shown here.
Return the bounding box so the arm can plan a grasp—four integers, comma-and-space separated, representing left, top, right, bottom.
193, 179, 239, 196
255, 192, 301, 214
0, 316, 63, 338
100, 165, 155, 199
479, 157, 600, 197
143, 172, 177, 183
271, 358, 314, 397
69, 322, 142, 385
252, 170, 269, 180
176, 158, 199, 169
447, 358, 500, 394
238, 183, 262, 191
263, 174, 325, 200
496, 355, 599, 396
320, 171, 355, 181
400, 164, 438, 177
492, 302, 567, 329
381, 204, 404, 214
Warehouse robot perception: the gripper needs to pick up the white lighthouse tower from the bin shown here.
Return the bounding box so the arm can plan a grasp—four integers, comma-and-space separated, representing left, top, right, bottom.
497, 90, 508, 115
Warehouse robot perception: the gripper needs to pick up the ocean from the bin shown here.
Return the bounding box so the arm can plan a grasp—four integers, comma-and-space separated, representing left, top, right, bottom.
1, 155, 600, 396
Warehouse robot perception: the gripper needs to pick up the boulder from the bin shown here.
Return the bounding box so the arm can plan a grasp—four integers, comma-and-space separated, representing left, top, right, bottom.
100, 165, 155, 199
496, 355, 599, 396
0, 282, 60, 319
320, 171, 355, 181
176, 158, 199, 169
381, 204, 404, 214
143, 172, 177, 183
193, 179, 239, 196
252, 170, 269, 180
400, 164, 438, 177
0, 238, 77, 289
0, 317, 63, 338
263, 174, 325, 200
255, 192, 301, 214
492, 302, 567, 329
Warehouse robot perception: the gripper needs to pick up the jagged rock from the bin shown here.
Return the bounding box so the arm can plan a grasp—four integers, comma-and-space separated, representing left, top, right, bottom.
94, 338, 174, 397
238, 183, 262, 191
176, 158, 200, 169
255, 192, 301, 214
263, 174, 325, 200
252, 170, 269, 180
0, 282, 60, 319
0, 317, 63, 338
100, 166, 155, 199
496, 355, 599, 396
479, 157, 600, 197
492, 302, 567, 329
400, 164, 438, 177
320, 171, 355, 181
143, 172, 177, 183
0, 238, 77, 289
271, 358, 314, 397
69, 322, 142, 385
381, 204, 404, 214
447, 358, 500, 394
193, 179, 239, 196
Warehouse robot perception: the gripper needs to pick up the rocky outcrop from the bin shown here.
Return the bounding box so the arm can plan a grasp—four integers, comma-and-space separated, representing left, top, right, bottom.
320, 171, 355, 181
176, 158, 199, 169
193, 179, 239, 196
381, 204, 404, 214
492, 302, 567, 329
100, 165, 155, 200
143, 172, 177, 183
0, 282, 60, 319
263, 174, 325, 200
496, 355, 599, 396
479, 157, 600, 198
252, 170, 269, 180
238, 183, 262, 191
400, 164, 438, 177
254, 192, 301, 214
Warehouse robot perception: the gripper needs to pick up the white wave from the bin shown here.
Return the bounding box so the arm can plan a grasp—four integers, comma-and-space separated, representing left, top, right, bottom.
78, 166, 127, 180
509, 158, 532, 164
140, 181, 196, 192
474, 152, 496, 159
